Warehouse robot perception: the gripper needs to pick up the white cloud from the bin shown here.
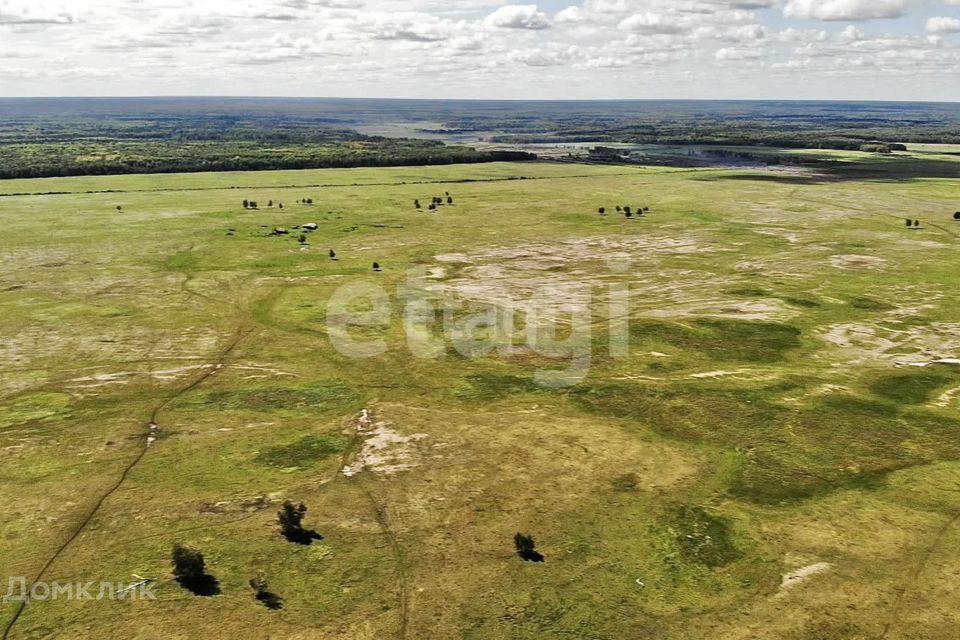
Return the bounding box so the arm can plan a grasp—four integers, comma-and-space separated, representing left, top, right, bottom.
0, 0, 73, 25
555, 6, 586, 23
715, 46, 765, 59
484, 4, 550, 29
838, 24, 864, 41
618, 12, 688, 34
783, 0, 917, 21
0, 0, 956, 99
927, 16, 960, 34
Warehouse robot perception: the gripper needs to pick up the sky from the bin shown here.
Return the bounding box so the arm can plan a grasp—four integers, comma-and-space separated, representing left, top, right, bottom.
0, 0, 959, 100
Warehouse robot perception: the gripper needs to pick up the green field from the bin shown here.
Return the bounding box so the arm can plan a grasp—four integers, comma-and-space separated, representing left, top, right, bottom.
1, 157, 960, 639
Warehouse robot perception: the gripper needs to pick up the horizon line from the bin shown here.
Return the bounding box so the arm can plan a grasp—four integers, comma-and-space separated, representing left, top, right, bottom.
1, 95, 959, 105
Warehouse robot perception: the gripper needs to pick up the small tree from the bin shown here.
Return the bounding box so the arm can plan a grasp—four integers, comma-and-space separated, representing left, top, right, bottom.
249, 574, 283, 610
415, 199, 421, 209
278, 501, 321, 544
598, 207, 606, 215
268, 200, 273, 207
624, 206, 632, 216
116, 205, 122, 213
373, 262, 382, 272
279, 501, 306, 537
298, 234, 307, 244
514, 533, 544, 562
172, 544, 205, 583
172, 543, 220, 595
278, 202, 284, 209
242, 199, 249, 209
447, 196, 454, 205
954, 212, 960, 220
329, 249, 337, 260
906, 219, 913, 227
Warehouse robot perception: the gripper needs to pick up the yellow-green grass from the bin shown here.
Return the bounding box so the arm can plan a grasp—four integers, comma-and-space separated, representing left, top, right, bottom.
1, 159, 960, 639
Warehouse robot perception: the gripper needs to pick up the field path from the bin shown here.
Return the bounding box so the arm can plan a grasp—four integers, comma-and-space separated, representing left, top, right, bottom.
1, 325, 253, 640
878, 508, 960, 639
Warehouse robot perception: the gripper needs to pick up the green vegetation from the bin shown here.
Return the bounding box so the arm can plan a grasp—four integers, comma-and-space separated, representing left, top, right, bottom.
0, 136, 532, 179
255, 435, 351, 469
1, 155, 959, 639
671, 505, 741, 567
870, 369, 960, 405
631, 319, 802, 363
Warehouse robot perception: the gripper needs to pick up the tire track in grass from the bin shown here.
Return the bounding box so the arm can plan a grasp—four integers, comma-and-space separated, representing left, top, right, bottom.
355, 480, 410, 640
341, 408, 410, 640
1, 325, 253, 640
878, 509, 960, 639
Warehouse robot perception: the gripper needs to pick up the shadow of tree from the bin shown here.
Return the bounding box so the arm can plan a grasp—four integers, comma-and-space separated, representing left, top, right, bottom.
255, 589, 284, 610
177, 574, 221, 597
282, 528, 323, 546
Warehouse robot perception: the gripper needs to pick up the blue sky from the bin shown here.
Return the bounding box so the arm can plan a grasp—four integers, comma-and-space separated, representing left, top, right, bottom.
0, 1, 958, 100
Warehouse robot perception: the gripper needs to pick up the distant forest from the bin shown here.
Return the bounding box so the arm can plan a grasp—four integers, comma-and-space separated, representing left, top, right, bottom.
0, 97, 957, 178
470, 100, 960, 152
0, 136, 534, 179
0, 99, 537, 179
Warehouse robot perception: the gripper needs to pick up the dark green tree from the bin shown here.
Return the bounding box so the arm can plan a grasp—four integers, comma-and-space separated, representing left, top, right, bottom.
514, 533, 544, 562
172, 544, 205, 583
278, 501, 321, 544
172, 543, 220, 595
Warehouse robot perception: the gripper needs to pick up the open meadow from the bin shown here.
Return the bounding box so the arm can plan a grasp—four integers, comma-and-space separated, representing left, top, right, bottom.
1, 155, 960, 639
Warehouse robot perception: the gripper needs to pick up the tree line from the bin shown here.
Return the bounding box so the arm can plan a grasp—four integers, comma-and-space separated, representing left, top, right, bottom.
0, 141, 535, 180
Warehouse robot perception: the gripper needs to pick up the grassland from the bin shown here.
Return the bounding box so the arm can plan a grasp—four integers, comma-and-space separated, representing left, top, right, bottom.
1, 155, 959, 639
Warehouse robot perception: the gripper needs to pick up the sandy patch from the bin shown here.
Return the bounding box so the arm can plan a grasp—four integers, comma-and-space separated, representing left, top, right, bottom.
428, 235, 793, 324
820, 322, 960, 367
756, 228, 803, 244
905, 359, 960, 368
342, 409, 429, 477
689, 369, 774, 380
66, 363, 294, 390
830, 255, 889, 270
936, 386, 960, 408
777, 562, 833, 595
